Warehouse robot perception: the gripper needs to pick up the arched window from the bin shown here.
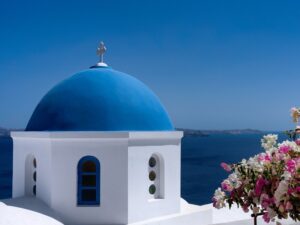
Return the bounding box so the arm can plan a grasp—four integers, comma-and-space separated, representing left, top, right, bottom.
77, 156, 100, 206
148, 153, 164, 199
25, 155, 37, 196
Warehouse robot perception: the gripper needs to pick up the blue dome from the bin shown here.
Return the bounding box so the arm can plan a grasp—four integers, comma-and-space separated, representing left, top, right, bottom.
26, 66, 174, 131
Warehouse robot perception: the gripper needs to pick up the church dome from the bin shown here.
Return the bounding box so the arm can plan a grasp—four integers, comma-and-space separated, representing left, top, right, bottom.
26, 66, 174, 131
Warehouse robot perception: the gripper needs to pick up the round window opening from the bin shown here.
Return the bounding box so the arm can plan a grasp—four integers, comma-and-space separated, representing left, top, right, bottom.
33, 158, 37, 168
149, 157, 156, 168
149, 171, 156, 181
149, 184, 156, 195
33, 171, 36, 182
33, 185, 36, 196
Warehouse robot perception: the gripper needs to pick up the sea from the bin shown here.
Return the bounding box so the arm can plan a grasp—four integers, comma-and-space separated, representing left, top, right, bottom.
0, 132, 286, 205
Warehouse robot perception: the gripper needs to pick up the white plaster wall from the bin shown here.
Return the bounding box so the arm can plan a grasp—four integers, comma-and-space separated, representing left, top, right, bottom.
127, 132, 182, 223
11, 133, 53, 206
49, 135, 129, 225
11, 131, 183, 225
11, 138, 26, 198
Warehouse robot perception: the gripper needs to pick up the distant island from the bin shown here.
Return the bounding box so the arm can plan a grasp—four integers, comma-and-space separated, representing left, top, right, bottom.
176, 128, 264, 137
0, 127, 10, 137
0, 127, 265, 138
0, 127, 23, 137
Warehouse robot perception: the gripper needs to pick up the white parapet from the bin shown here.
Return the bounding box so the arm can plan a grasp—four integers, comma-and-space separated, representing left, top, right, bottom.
0, 197, 63, 225
128, 199, 212, 225
1, 197, 212, 225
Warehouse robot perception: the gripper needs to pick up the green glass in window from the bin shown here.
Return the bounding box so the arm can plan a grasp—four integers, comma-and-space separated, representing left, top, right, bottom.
149, 184, 156, 195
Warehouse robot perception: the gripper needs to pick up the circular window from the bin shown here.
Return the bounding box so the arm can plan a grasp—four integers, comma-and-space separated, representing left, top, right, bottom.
149, 157, 156, 168
149, 184, 156, 195
149, 171, 156, 181
33, 158, 37, 168
33, 185, 36, 196
33, 171, 36, 182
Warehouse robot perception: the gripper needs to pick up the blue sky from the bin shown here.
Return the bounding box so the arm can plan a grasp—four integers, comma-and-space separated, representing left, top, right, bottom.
0, 0, 300, 130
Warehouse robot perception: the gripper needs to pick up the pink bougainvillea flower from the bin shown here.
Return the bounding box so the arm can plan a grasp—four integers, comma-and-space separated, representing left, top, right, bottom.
221, 179, 233, 192
286, 159, 296, 173
257, 154, 264, 162
264, 154, 271, 161
213, 128, 300, 223
255, 177, 266, 196
260, 193, 274, 209
258, 153, 271, 162
288, 188, 294, 195
220, 162, 231, 172
279, 145, 291, 154
263, 212, 271, 223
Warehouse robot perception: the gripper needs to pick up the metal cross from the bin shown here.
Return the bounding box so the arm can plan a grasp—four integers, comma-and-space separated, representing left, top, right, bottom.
96, 41, 107, 63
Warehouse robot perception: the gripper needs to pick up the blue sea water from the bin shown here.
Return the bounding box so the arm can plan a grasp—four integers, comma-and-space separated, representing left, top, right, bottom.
0, 136, 12, 200
0, 133, 286, 205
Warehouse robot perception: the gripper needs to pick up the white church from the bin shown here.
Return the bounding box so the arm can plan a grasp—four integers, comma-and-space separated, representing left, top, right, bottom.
0, 43, 296, 225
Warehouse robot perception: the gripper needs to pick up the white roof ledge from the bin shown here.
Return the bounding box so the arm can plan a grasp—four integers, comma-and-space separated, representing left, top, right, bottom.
10, 131, 183, 140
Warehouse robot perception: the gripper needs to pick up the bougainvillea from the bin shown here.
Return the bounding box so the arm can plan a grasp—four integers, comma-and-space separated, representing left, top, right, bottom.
213, 107, 300, 224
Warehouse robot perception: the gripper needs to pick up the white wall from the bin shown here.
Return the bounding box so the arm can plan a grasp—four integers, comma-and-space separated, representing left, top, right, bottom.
11, 133, 53, 205
127, 132, 182, 223
11, 131, 183, 225
49, 134, 129, 225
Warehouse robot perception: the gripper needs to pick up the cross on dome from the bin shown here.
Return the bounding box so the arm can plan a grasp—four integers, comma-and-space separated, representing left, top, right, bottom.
92, 41, 108, 68
97, 41, 106, 63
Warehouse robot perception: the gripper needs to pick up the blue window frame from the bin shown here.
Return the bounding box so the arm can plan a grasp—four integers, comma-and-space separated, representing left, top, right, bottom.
77, 156, 100, 206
